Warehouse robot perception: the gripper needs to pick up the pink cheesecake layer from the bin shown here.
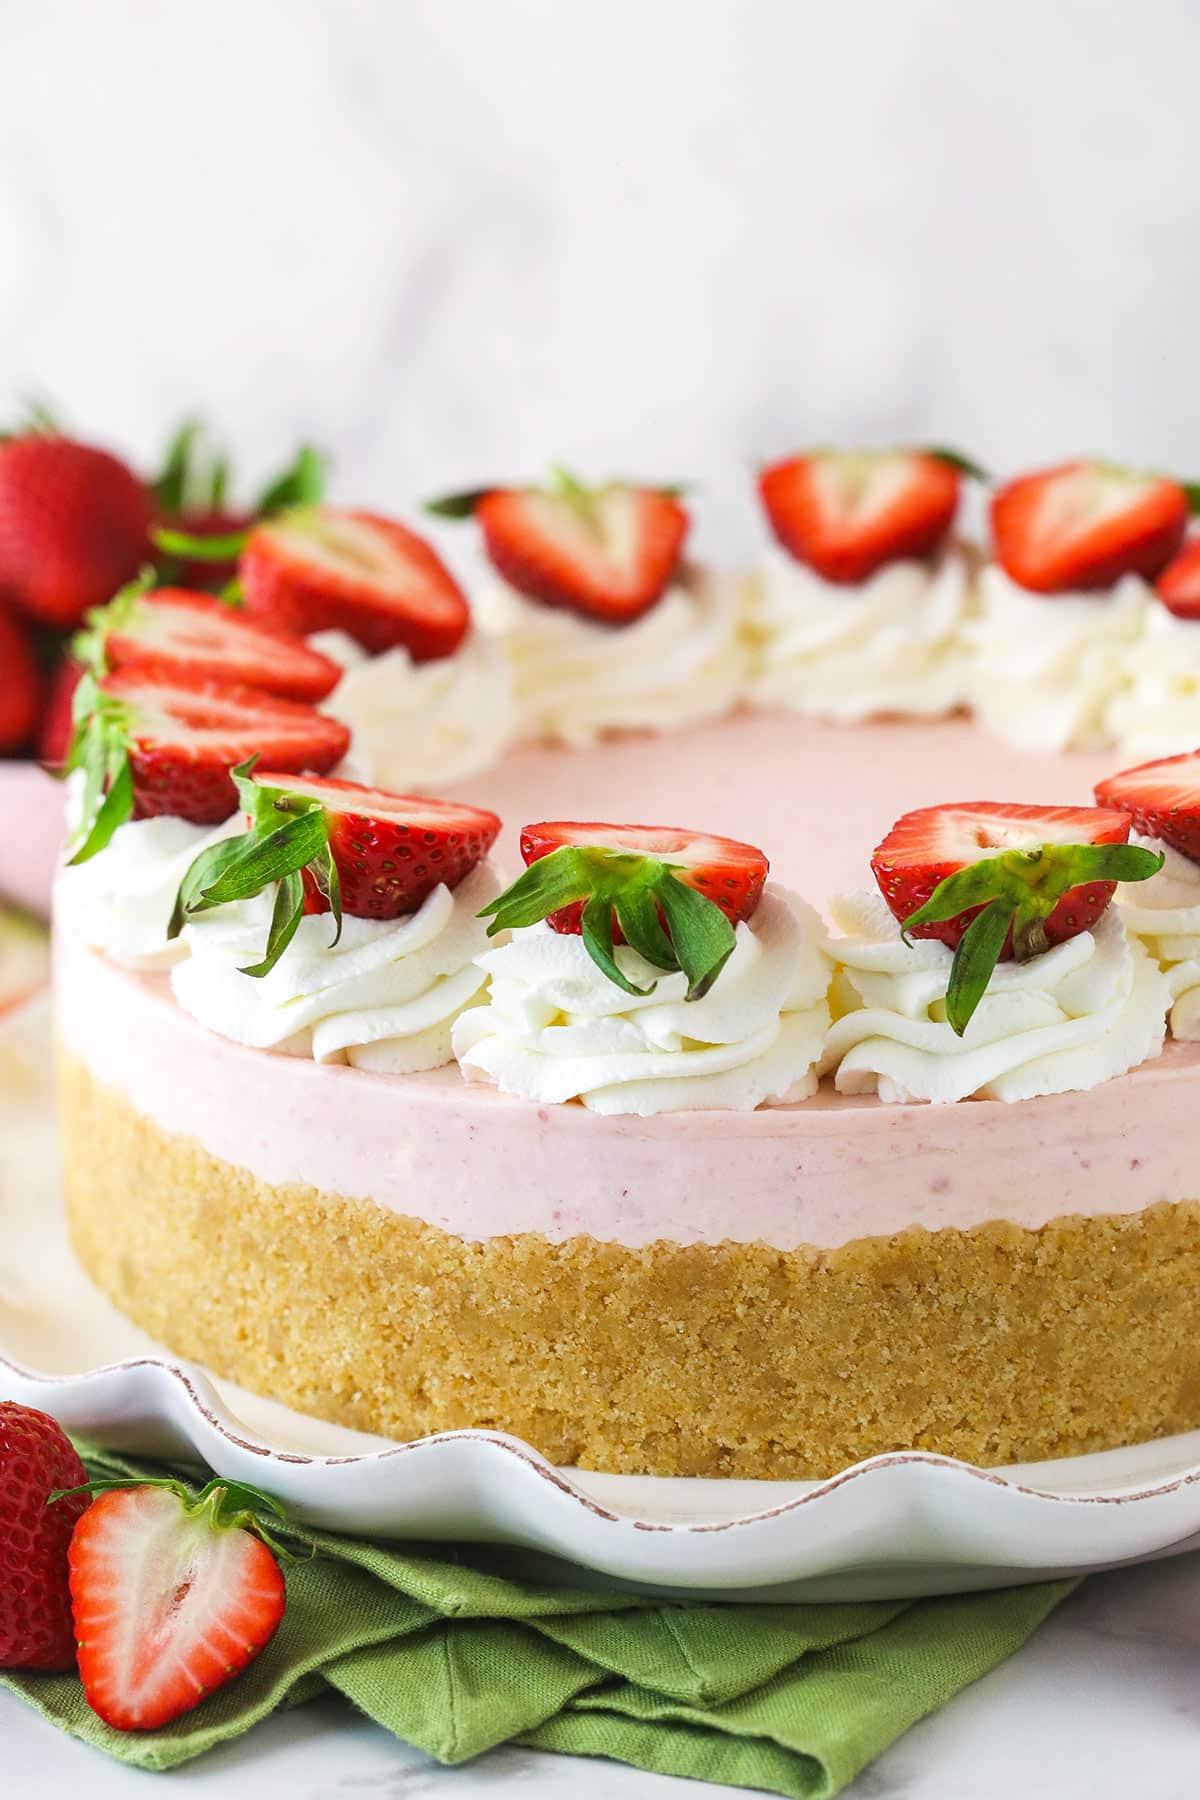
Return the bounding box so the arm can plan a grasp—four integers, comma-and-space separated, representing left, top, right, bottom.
56, 928, 1199, 1252
53, 709, 1182, 1251
0, 763, 65, 918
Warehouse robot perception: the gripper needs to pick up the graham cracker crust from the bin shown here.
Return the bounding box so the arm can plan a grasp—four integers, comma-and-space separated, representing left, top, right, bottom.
58, 1049, 1200, 1479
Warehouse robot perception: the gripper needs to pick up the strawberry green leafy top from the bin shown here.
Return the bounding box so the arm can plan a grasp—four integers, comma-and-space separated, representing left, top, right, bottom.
480, 846, 740, 1001
903, 839, 1163, 1034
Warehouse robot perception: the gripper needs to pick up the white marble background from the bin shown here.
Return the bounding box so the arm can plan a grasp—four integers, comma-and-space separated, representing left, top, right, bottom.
2, 0, 1200, 563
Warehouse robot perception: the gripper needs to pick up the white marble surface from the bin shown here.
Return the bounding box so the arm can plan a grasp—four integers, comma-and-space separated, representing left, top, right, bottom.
4, 1552, 1200, 1797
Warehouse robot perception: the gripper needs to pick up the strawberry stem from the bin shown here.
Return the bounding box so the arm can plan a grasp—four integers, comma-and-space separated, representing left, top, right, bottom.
423, 486, 495, 519
925, 445, 989, 481
253, 443, 326, 515
49, 1474, 308, 1560
169, 759, 342, 977
902, 839, 1164, 1034
153, 523, 251, 562
479, 844, 738, 1000
65, 675, 136, 864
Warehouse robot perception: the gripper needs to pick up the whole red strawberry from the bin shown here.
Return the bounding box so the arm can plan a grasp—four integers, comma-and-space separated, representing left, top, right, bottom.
0, 600, 42, 754
36, 654, 84, 768
0, 435, 153, 629
0, 1402, 89, 1670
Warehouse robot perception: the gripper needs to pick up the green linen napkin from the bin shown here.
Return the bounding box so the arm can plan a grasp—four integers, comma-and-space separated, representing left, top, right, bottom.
0, 1443, 1076, 1796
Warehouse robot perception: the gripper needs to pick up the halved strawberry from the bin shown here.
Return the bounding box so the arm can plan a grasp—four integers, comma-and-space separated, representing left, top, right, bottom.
0, 600, 41, 754
83, 586, 341, 702
1096, 753, 1200, 864
67, 668, 350, 863
429, 470, 689, 625
170, 768, 501, 975
521, 822, 768, 931
872, 802, 1133, 951
481, 821, 769, 1001
239, 509, 470, 660
757, 449, 961, 583
0, 434, 153, 629
66, 1478, 286, 1731
990, 460, 1191, 594
870, 801, 1162, 1034
1154, 536, 1200, 620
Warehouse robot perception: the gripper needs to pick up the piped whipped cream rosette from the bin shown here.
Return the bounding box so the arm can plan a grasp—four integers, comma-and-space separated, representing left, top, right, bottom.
476, 569, 745, 746
166, 765, 503, 1071
1097, 750, 1200, 1039
428, 468, 745, 745
1104, 540, 1200, 758
453, 820, 831, 1114
172, 868, 499, 1071
309, 628, 515, 789
966, 567, 1150, 751
56, 805, 241, 969
751, 447, 979, 721
821, 799, 1168, 1103
965, 458, 1199, 751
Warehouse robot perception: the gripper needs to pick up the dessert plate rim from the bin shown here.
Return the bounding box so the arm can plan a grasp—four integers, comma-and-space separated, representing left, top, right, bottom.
6, 1345, 1200, 1524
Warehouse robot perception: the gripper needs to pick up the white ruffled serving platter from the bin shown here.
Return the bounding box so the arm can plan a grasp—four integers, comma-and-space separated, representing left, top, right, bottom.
6, 989, 1200, 1602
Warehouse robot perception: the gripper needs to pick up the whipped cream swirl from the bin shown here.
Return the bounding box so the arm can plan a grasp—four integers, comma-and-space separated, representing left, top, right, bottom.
476, 568, 747, 747
1116, 835, 1200, 1039
452, 886, 831, 1115
54, 811, 239, 969
965, 566, 1150, 751
311, 629, 515, 788
171, 864, 500, 1072
820, 892, 1168, 1104
748, 547, 971, 721
1104, 607, 1200, 760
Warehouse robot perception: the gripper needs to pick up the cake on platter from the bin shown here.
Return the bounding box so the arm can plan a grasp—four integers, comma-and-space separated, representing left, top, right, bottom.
45, 448, 1200, 1480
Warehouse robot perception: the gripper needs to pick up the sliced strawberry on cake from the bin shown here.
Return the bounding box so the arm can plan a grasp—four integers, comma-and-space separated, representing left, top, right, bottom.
871, 801, 1163, 1032
481, 819, 769, 998
169, 766, 501, 975
64, 1476, 287, 1730
428, 467, 690, 625
77, 581, 341, 702
757, 448, 972, 584
67, 668, 350, 864
237, 509, 471, 660
1154, 536, 1200, 620
1096, 752, 1200, 863
990, 460, 1194, 594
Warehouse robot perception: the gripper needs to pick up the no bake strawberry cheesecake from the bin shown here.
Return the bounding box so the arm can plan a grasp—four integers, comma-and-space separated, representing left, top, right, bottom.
44, 455, 1200, 1481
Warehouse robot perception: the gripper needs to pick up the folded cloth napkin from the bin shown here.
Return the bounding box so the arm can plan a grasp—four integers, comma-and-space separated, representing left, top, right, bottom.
0, 1443, 1076, 1797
